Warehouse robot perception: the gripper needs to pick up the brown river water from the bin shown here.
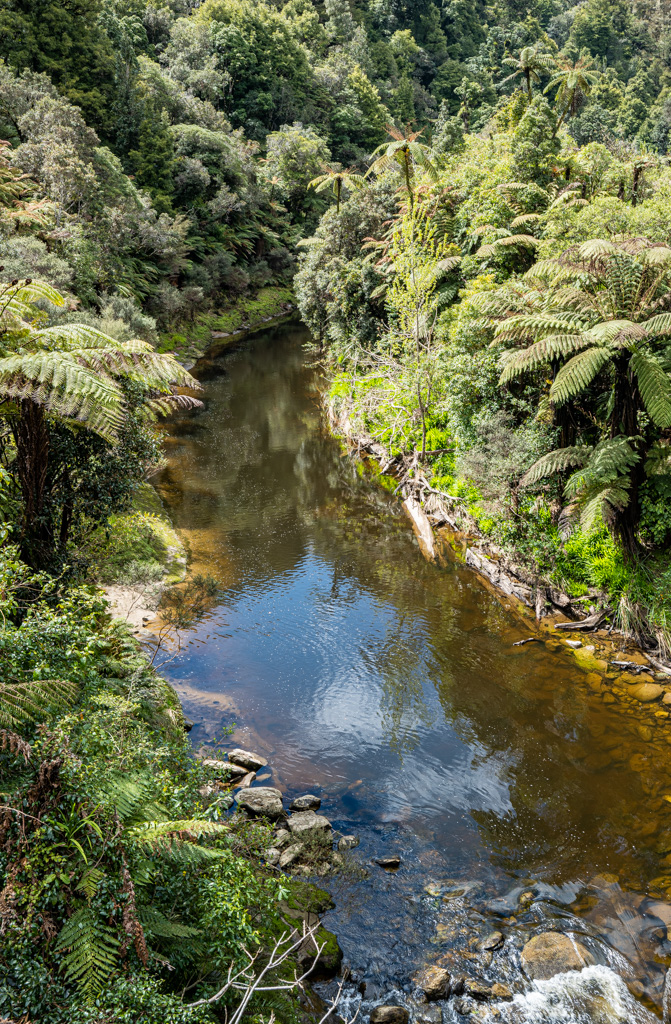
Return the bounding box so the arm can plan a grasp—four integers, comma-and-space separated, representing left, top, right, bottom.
155, 323, 671, 1023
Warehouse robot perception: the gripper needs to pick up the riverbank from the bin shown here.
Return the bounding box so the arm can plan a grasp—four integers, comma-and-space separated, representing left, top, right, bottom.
157, 287, 297, 366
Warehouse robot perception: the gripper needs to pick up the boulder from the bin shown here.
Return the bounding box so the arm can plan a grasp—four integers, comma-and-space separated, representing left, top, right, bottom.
290, 794, 321, 811
627, 682, 663, 703
521, 931, 591, 980
418, 966, 451, 1001
201, 759, 247, 778
279, 843, 304, 869
235, 771, 257, 789
463, 979, 492, 1000
287, 810, 331, 835
265, 847, 280, 866
369, 1008, 409, 1024
235, 787, 284, 820
338, 835, 360, 851
228, 748, 268, 771
414, 1005, 442, 1024
490, 983, 512, 1001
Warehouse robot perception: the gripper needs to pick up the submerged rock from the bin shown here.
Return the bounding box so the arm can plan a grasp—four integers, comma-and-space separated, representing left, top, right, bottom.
369, 1007, 409, 1024
228, 748, 268, 771
479, 931, 504, 951
490, 982, 512, 1000
521, 931, 592, 980
236, 786, 284, 820
375, 856, 401, 869
418, 965, 451, 1000
627, 682, 663, 702
290, 794, 321, 811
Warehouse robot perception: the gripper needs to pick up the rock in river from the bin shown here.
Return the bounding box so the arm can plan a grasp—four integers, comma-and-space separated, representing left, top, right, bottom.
228, 748, 268, 771
479, 931, 504, 951
201, 758, 247, 778
627, 682, 663, 703
290, 794, 321, 811
235, 787, 284, 820
338, 835, 360, 851
370, 1008, 409, 1024
287, 810, 331, 834
418, 965, 451, 1000
375, 856, 401, 869
279, 843, 304, 868
521, 931, 592, 980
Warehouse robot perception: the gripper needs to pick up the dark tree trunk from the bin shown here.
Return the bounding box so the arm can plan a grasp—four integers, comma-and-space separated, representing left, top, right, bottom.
611, 355, 641, 559
12, 399, 54, 567
551, 359, 575, 448
632, 165, 641, 207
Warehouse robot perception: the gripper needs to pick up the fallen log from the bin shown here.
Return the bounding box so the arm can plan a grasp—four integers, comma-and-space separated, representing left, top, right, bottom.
554, 609, 609, 632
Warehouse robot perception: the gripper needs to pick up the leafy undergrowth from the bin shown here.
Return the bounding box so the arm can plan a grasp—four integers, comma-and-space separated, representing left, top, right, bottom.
0, 547, 310, 1023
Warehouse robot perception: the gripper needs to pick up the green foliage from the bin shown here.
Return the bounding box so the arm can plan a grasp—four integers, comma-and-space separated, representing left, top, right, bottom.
55, 906, 120, 998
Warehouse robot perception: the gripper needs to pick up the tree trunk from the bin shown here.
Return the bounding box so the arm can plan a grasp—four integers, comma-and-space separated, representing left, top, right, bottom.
611, 355, 641, 559
12, 399, 54, 567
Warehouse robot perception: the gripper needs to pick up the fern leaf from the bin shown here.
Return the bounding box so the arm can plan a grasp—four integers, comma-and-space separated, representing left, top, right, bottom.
76, 868, 105, 901
631, 351, 671, 427
520, 446, 590, 488
138, 906, 201, 939
499, 334, 588, 382
0, 679, 78, 730
141, 394, 204, 422
550, 347, 611, 404
126, 819, 229, 843
55, 906, 119, 998
643, 312, 671, 336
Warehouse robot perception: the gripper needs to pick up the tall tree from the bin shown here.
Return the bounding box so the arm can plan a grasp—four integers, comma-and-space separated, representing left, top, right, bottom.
367, 125, 438, 209
500, 45, 555, 100
545, 58, 599, 133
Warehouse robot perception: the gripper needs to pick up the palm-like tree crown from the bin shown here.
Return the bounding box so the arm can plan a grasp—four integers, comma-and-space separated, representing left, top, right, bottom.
545, 57, 599, 130
366, 125, 438, 209
307, 163, 365, 212
500, 45, 556, 98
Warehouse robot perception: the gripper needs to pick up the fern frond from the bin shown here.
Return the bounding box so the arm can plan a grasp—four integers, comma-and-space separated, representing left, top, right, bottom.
0, 679, 78, 729
55, 906, 119, 998
520, 446, 590, 487
499, 334, 588, 381
126, 819, 229, 843
76, 868, 105, 901
140, 394, 204, 422
550, 347, 611, 404
565, 437, 639, 498
138, 906, 201, 939
630, 352, 671, 427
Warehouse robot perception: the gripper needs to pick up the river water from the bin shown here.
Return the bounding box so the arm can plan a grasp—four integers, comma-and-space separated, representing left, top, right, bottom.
155, 323, 671, 1023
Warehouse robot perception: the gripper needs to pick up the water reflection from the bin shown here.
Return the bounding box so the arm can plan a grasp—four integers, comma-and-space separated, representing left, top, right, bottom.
156, 324, 671, 1017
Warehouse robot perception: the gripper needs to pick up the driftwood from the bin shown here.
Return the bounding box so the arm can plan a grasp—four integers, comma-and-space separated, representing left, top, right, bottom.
554, 609, 610, 632
513, 637, 543, 646
646, 654, 671, 677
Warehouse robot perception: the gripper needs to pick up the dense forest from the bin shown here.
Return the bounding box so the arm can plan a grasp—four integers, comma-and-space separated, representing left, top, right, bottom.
2, 0, 671, 1019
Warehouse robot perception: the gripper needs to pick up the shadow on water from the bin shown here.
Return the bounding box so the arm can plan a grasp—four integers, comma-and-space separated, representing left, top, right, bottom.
156, 324, 671, 1022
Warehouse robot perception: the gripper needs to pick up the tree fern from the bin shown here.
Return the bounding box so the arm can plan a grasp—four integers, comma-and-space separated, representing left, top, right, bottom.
630, 351, 671, 426
0, 678, 78, 730
138, 906, 201, 940
550, 347, 611, 404
520, 446, 589, 487
55, 906, 120, 999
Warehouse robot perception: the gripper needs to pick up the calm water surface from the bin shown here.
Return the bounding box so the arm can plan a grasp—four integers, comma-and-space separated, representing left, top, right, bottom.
156, 324, 671, 1022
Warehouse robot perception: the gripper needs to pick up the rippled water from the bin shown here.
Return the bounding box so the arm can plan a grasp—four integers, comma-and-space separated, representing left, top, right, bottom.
156, 324, 671, 1021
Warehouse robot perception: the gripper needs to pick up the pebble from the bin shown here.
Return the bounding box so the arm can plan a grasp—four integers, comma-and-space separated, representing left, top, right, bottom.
628, 682, 663, 703
565, 640, 582, 649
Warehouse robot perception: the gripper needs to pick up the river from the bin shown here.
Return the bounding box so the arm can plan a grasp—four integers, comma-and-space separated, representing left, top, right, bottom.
155, 322, 671, 1023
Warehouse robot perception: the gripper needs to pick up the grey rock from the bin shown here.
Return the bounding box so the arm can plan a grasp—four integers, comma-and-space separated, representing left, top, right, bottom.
279, 843, 305, 869
228, 748, 268, 771
235, 771, 257, 789
521, 931, 592, 980
201, 758, 247, 778
265, 847, 280, 866
479, 931, 504, 951
290, 794, 321, 811
287, 810, 331, 834
565, 639, 582, 649
375, 856, 401, 869
273, 828, 291, 848
235, 787, 284, 820
453, 999, 471, 1016
369, 1008, 409, 1024
414, 1005, 442, 1024
338, 835, 360, 851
